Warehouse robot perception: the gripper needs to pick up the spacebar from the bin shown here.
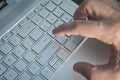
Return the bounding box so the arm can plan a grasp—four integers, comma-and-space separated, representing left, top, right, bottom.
37, 42, 59, 65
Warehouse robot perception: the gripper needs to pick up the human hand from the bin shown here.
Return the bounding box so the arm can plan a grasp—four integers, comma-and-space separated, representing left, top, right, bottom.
53, 0, 120, 80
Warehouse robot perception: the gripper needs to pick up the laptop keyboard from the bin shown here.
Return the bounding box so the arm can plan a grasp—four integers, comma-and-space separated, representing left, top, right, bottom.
0, 0, 84, 80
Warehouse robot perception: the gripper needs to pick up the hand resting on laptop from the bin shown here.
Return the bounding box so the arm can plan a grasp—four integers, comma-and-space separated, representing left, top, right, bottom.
53, 0, 120, 80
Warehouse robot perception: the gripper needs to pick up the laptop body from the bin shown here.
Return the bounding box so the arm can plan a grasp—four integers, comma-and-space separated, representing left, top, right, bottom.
0, 0, 111, 80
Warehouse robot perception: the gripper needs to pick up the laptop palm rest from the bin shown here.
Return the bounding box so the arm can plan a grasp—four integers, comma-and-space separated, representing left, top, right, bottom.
52, 38, 111, 80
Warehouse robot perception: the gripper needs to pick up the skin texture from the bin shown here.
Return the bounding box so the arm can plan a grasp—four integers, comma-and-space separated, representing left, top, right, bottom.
52, 0, 120, 80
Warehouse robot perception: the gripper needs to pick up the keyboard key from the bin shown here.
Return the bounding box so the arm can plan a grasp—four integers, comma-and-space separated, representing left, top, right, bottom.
38, 8, 50, 18
41, 66, 53, 79
11, 25, 21, 34
46, 1, 56, 11
53, 60, 62, 69
19, 18, 28, 27
34, 5, 42, 12
24, 51, 35, 62
32, 35, 51, 54
0, 64, 7, 76
18, 72, 31, 80
61, 13, 72, 22
60, 1, 76, 15
31, 14, 43, 25
13, 46, 25, 57
65, 36, 83, 52
52, 0, 63, 5
54, 19, 64, 27
18, 20, 36, 38
4, 69, 18, 80
22, 38, 33, 49
0, 54, 3, 60
56, 36, 68, 44
30, 28, 43, 40
3, 55, 16, 66
34, 75, 44, 80
27, 11, 35, 19
47, 26, 55, 38
28, 63, 40, 75
2, 32, 12, 41
8, 35, 21, 46
15, 60, 27, 72
47, 14, 57, 24
0, 43, 12, 54
39, 20, 51, 31
53, 7, 64, 17
37, 42, 59, 65
40, 0, 49, 6
57, 49, 69, 61
49, 56, 58, 66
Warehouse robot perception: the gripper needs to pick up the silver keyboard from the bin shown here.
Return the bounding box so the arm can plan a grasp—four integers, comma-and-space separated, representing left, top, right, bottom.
0, 0, 84, 80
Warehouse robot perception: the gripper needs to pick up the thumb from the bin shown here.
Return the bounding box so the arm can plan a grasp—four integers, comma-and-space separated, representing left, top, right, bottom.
73, 62, 95, 80
53, 20, 104, 39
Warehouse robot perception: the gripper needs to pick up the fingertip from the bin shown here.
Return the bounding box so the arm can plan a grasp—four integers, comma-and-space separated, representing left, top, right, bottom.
73, 62, 82, 73
52, 22, 78, 36
52, 28, 58, 35
52, 27, 65, 36
73, 62, 94, 80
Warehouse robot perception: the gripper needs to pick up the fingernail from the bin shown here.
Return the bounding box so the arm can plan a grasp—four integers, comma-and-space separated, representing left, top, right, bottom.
52, 28, 57, 35
73, 62, 81, 73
